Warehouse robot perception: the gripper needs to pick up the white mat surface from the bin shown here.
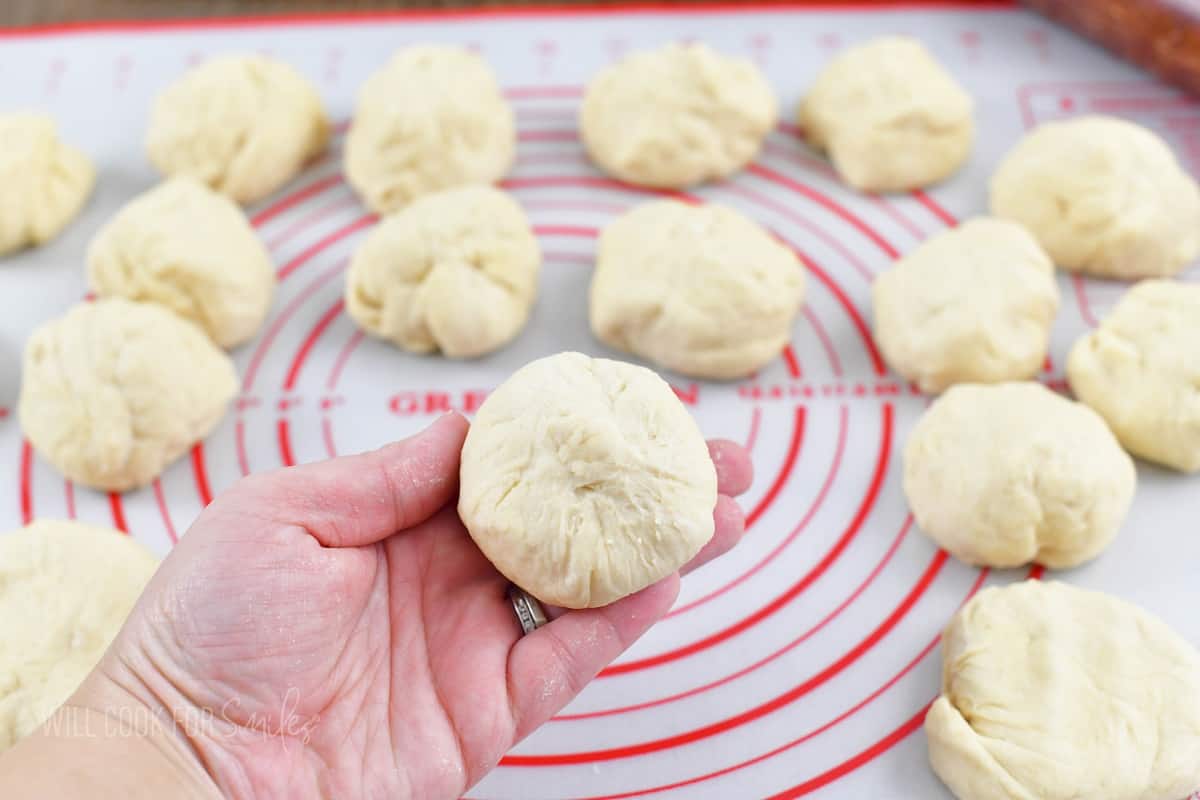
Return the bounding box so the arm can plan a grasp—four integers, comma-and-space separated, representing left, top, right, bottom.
0, 4, 1197, 798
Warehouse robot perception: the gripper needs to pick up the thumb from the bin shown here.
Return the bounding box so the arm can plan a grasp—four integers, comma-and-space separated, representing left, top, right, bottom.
224, 412, 470, 548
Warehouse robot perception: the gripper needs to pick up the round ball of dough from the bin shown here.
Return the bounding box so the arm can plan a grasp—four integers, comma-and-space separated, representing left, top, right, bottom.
0, 519, 157, 752
345, 186, 540, 358
1068, 279, 1200, 472
147, 55, 329, 205
19, 298, 238, 491
0, 113, 95, 256
799, 37, 973, 192
904, 382, 1135, 569
459, 352, 717, 608
87, 178, 276, 349
990, 115, 1200, 279
873, 217, 1059, 394
580, 43, 777, 188
927, 581, 1200, 800
345, 46, 515, 214
590, 200, 804, 379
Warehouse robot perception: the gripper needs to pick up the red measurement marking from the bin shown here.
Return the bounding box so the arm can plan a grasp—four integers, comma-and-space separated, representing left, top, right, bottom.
1029, 564, 1046, 580
264, 194, 359, 252
152, 480, 179, 544
560, 513, 915, 722
750, 164, 900, 257
191, 444, 214, 506
744, 405, 805, 528
911, 189, 958, 227
517, 129, 577, 142
235, 419, 251, 477
802, 306, 842, 377
503, 85, 582, 100
235, 396, 261, 412
0, 407, 8, 419
507, 536, 938, 766
251, 173, 345, 228
612, 404, 888, 663
1074, 274, 1098, 327
319, 395, 344, 411
277, 396, 302, 412
781, 345, 802, 379
278, 419, 296, 467
322, 416, 338, 459
327, 330, 365, 390
744, 407, 762, 453
671, 384, 699, 405
576, 562, 991, 799
19, 440, 33, 524
108, 493, 128, 533
64, 480, 76, 519
284, 300, 344, 390
277, 215, 375, 280
793, 249, 885, 375
243, 258, 350, 391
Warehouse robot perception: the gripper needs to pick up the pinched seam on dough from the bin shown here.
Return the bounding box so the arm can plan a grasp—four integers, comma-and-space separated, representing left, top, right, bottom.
937, 695, 1040, 800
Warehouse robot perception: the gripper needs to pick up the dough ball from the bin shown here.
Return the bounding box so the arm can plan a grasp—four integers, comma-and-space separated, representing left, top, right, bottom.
799, 37, 973, 192
345, 46, 515, 214
147, 55, 329, 205
0, 519, 157, 752
873, 217, 1058, 394
904, 382, 1135, 569
459, 352, 717, 608
345, 186, 539, 358
87, 178, 276, 349
590, 200, 805, 379
19, 298, 238, 492
990, 115, 1200, 279
927, 581, 1200, 800
1068, 279, 1200, 472
580, 43, 777, 188
0, 113, 95, 256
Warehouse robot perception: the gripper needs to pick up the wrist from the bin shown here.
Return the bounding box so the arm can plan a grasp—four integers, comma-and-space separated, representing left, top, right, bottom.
0, 667, 222, 799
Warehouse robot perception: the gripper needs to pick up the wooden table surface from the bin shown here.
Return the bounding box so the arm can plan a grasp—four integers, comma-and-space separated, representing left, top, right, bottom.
2, 0, 985, 28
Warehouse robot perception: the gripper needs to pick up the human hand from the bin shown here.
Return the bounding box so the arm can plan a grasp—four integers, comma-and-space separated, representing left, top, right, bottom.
82, 412, 752, 799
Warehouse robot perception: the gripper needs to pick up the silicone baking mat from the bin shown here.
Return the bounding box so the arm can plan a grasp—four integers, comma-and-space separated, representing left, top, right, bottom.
1, 4, 1198, 798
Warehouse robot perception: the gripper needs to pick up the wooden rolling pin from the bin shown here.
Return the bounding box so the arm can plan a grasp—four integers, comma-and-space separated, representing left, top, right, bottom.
1024, 0, 1200, 96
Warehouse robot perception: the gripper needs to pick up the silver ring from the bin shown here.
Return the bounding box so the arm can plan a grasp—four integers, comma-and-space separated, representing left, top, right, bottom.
508, 584, 548, 635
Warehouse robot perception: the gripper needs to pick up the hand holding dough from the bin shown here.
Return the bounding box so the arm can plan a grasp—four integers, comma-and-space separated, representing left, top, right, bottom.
19, 298, 238, 491
800, 37, 973, 191
87, 178, 276, 349
904, 382, 1135, 569
990, 115, 1200, 279
345, 46, 515, 214
458, 352, 717, 608
345, 186, 540, 358
0, 113, 94, 256
928, 581, 1200, 800
581, 43, 777, 188
1068, 279, 1200, 472
0, 520, 157, 752
147, 55, 329, 205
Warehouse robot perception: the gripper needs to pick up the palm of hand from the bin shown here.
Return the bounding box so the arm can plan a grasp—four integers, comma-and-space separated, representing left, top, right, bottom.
106, 414, 750, 800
